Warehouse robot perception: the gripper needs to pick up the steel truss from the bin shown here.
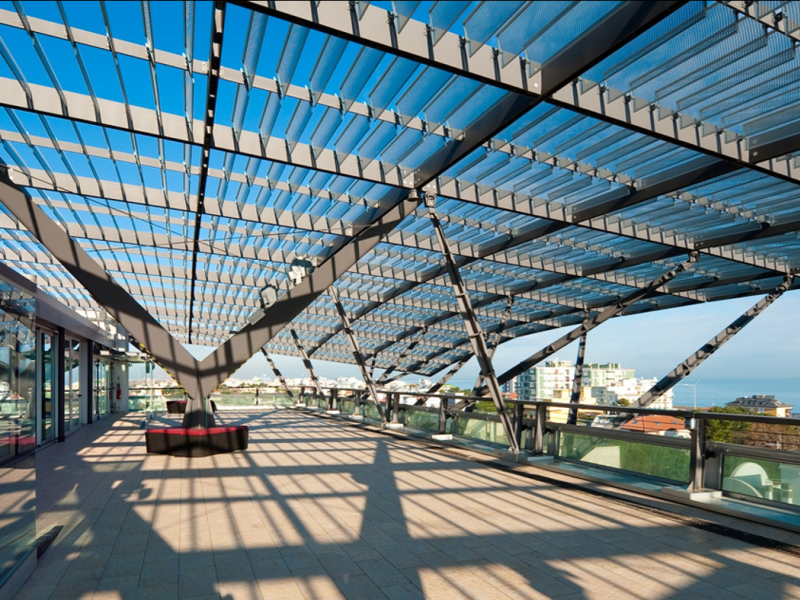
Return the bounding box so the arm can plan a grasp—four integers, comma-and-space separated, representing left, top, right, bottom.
567, 330, 589, 426
477, 254, 699, 395
2, 0, 786, 401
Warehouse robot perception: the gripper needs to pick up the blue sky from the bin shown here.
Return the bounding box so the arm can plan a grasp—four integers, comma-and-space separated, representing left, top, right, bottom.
145, 290, 800, 395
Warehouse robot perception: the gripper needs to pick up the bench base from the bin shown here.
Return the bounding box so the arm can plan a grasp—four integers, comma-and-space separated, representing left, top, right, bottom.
166, 400, 218, 414
145, 426, 248, 457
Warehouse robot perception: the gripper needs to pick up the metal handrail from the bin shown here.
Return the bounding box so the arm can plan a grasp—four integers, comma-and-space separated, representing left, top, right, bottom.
549, 422, 690, 449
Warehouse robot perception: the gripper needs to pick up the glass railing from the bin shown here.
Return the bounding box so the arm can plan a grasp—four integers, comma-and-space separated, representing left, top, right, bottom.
721, 453, 798, 505
559, 430, 690, 483
454, 415, 510, 447
405, 409, 440, 432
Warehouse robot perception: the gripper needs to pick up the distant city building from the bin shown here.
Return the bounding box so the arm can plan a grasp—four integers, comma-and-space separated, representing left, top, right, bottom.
517, 359, 573, 401
727, 395, 791, 417
620, 415, 689, 437
516, 359, 672, 410
599, 377, 673, 411
502, 377, 516, 395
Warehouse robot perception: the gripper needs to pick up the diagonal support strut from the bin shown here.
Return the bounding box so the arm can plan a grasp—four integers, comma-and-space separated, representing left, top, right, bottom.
426, 193, 519, 453
629, 275, 795, 409
289, 328, 324, 397
261, 348, 294, 401
329, 286, 386, 422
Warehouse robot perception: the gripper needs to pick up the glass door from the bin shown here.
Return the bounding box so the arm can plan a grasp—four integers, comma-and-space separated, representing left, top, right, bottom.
38, 331, 56, 444
95, 360, 110, 418
64, 339, 81, 432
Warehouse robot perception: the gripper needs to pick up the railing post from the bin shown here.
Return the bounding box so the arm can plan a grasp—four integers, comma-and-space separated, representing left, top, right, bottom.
513, 403, 524, 450
438, 397, 447, 434
689, 416, 706, 491
533, 403, 545, 455
391, 393, 400, 424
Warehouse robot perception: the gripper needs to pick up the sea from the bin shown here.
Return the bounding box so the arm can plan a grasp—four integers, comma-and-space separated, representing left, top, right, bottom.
444, 377, 800, 410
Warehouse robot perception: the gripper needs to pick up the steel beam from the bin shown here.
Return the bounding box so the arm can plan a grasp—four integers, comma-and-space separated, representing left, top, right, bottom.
289, 328, 323, 397
187, 1, 224, 344
567, 330, 588, 425
235, 1, 799, 186
329, 286, 386, 422
261, 348, 293, 401
630, 275, 794, 409
0, 171, 202, 400
478, 255, 698, 394
426, 195, 518, 453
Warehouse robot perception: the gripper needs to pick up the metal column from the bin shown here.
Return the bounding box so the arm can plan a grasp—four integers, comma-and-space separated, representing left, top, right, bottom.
426, 194, 519, 453
261, 349, 294, 402
689, 417, 707, 491
329, 286, 386, 422
473, 295, 515, 392
567, 330, 588, 425
630, 275, 794, 409
86, 339, 94, 424
289, 328, 324, 397
56, 326, 65, 442
481, 254, 698, 393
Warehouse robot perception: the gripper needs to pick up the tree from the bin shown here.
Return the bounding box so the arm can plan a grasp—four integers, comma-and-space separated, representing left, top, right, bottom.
616, 398, 631, 407
704, 406, 753, 443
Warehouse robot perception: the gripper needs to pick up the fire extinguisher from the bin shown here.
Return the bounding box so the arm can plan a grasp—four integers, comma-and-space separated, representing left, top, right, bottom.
116, 383, 122, 400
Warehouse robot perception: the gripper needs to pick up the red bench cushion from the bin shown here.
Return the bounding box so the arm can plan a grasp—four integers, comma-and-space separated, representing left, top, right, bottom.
147, 426, 247, 436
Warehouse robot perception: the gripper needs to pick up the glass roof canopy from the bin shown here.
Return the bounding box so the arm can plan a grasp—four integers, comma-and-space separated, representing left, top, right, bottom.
0, 0, 798, 379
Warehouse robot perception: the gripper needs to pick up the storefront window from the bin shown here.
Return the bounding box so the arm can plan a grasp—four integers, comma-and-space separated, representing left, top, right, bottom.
0, 280, 36, 464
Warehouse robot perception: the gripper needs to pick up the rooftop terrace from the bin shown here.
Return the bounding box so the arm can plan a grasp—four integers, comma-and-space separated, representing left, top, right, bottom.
14, 408, 800, 600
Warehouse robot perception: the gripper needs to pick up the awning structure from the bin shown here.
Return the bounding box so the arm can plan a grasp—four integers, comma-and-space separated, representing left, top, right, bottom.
0, 0, 798, 386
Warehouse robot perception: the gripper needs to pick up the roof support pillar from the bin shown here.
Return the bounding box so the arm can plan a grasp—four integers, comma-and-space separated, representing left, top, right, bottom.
329, 286, 386, 423
261, 349, 293, 401
425, 193, 519, 453
630, 276, 794, 409
289, 328, 324, 397
479, 253, 699, 394
567, 330, 588, 425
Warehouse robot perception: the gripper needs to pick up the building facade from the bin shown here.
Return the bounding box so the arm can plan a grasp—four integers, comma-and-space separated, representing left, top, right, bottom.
727, 395, 791, 417
516, 360, 671, 409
